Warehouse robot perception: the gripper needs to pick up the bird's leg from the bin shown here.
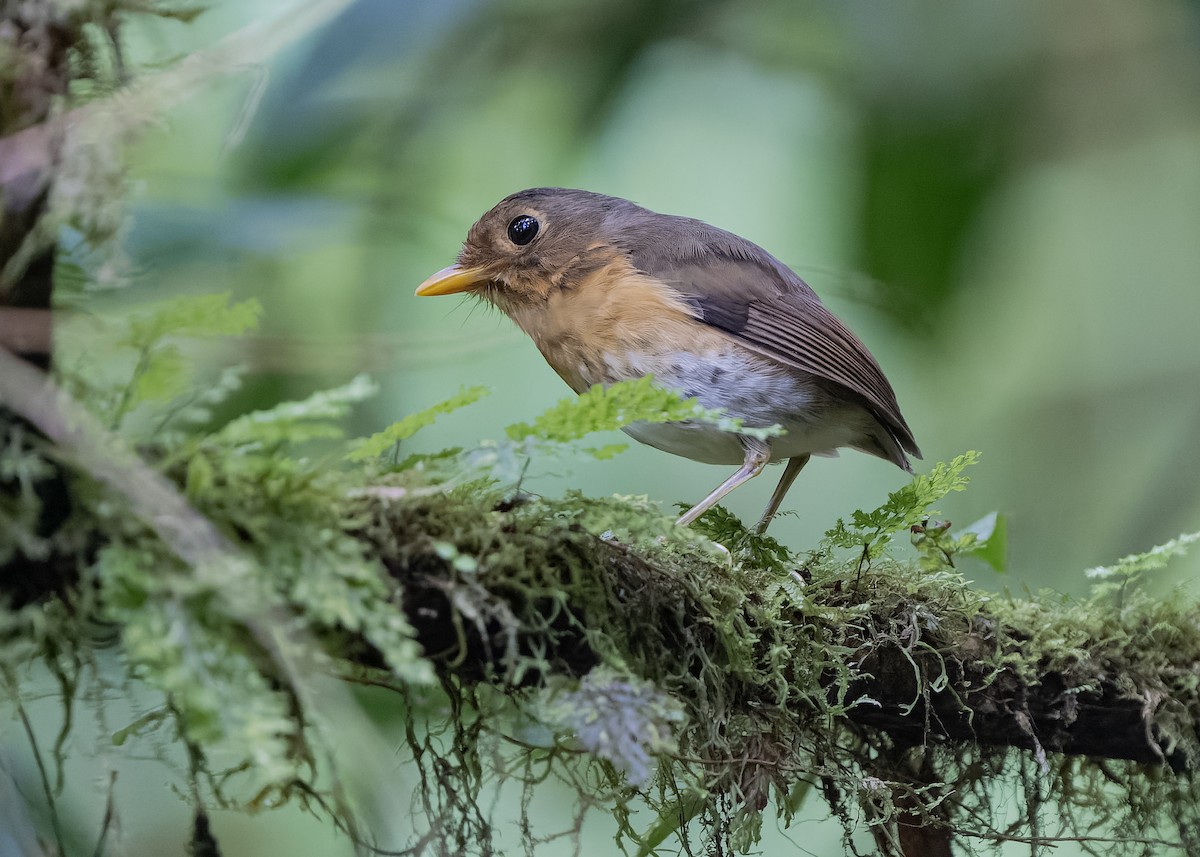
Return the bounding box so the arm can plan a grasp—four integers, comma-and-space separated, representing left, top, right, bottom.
676, 438, 770, 527
754, 454, 810, 534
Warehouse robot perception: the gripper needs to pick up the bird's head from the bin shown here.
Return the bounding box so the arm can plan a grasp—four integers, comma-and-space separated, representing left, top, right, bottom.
415, 188, 640, 313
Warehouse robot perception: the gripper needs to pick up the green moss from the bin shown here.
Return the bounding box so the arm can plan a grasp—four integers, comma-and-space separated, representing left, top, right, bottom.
3, 291, 1199, 854
348, 473, 1200, 855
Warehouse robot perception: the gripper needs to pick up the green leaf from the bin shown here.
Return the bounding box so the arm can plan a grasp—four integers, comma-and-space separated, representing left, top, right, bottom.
687, 504, 793, 574
132, 345, 189, 403
393, 447, 464, 472
122, 292, 261, 350
580, 442, 629, 460
634, 791, 709, 857
215, 374, 379, 446
111, 709, 168, 746
184, 451, 216, 497
1085, 532, 1200, 582
825, 451, 981, 553
779, 777, 814, 822
346, 385, 490, 461
961, 511, 1007, 573
505, 376, 778, 444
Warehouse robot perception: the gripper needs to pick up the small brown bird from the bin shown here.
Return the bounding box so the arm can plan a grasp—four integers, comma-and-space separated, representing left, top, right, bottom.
416, 188, 921, 532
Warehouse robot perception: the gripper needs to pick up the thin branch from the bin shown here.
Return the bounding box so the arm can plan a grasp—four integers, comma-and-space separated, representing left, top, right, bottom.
7, 675, 66, 857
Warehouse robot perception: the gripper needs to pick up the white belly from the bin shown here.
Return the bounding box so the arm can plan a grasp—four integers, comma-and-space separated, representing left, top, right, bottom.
622, 411, 869, 465
594, 347, 874, 465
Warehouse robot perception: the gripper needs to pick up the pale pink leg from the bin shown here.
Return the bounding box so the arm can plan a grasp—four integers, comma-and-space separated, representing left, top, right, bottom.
676, 440, 770, 527
754, 454, 810, 534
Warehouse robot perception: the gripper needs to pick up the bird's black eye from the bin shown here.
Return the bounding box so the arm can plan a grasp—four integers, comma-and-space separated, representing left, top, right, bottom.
507, 215, 540, 246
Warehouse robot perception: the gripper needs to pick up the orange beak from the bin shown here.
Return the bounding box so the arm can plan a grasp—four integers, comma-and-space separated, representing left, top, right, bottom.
415, 264, 490, 297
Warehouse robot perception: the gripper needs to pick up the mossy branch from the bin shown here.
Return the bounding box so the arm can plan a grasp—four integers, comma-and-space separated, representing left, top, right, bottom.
3, 349, 1200, 854
375, 492, 1194, 771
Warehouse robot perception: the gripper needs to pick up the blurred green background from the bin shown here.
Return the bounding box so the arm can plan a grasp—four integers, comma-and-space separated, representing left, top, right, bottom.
19, 0, 1200, 853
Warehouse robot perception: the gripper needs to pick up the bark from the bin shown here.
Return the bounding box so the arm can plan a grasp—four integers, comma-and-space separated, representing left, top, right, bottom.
0, 1, 71, 365
390, 535, 1189, 772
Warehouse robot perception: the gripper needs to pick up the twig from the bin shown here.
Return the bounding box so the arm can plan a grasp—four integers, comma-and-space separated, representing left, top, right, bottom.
8, 678, 66, 857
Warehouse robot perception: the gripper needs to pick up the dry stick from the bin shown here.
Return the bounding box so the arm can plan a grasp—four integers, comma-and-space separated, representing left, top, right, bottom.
11, 690, 66, 857
0, 755, 51, 857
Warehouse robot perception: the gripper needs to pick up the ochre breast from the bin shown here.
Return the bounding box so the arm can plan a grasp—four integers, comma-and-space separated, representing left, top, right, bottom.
506, 256, 730, 392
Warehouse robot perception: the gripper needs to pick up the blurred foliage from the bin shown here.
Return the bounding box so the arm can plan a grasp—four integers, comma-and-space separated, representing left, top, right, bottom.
90, 0, 1200, 599
4, 0, 1200, 854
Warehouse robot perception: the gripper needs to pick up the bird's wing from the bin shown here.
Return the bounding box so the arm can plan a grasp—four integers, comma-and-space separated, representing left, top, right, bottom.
628, 243, 921, 459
